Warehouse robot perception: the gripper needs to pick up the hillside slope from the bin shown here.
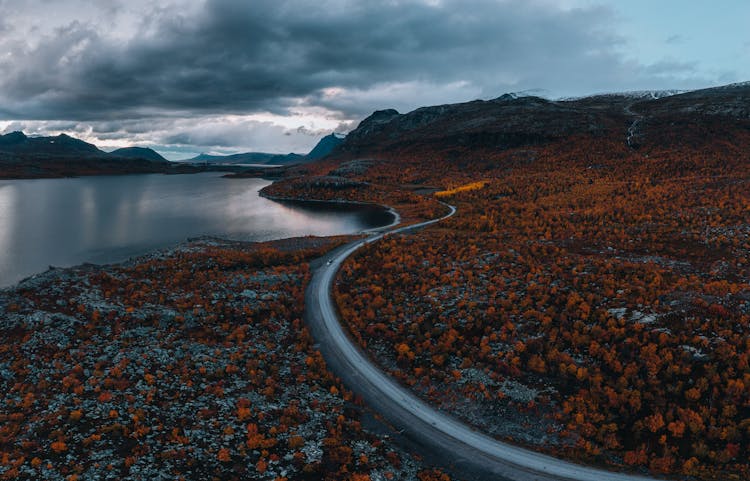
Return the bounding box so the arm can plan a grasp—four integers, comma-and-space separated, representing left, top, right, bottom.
264, 81, 750, 481
331, 83, 750, 161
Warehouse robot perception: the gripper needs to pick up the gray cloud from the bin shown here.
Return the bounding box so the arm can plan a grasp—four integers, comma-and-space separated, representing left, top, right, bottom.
0, 0, 716, 119
0, 0, 732, 152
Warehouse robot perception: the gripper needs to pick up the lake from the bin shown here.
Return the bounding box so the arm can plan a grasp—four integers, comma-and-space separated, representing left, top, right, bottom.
0, 173, 393, 288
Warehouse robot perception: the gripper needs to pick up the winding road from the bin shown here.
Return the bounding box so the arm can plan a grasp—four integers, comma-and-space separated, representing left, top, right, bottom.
304, 203, 660, 481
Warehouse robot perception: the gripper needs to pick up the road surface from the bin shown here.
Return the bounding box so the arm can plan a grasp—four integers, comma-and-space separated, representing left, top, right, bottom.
304, 203, 660, 481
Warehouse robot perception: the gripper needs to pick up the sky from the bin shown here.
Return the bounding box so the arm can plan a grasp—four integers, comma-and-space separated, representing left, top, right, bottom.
0, 0, 747, 159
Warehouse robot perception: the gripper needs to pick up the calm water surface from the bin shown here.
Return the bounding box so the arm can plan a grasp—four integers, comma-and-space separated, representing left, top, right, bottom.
0, 173, 392, 287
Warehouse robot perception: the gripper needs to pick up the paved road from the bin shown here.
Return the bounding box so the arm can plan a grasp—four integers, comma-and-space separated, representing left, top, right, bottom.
305, 204, 660, 481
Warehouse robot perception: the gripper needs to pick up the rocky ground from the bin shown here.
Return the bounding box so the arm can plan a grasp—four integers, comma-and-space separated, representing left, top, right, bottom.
0, 236, 452, 481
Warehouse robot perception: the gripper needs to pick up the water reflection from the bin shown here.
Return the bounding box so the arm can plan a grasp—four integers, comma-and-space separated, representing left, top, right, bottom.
0, 173, 393, 287
0, 185, 18, 278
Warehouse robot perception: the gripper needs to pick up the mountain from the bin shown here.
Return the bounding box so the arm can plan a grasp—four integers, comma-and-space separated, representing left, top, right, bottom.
0, 131, 30, 147
631, 81, 750, 118
306, 133, 345, 160
0, 127, 344, 178
186, 132, 345, 165
0, 132, 104, 157
330, 82, 750, 160
335, 95, 611, 159
0, 132, 170, 178
260, 82, 750, 481
189, 152, 304, 165
110, 146, 167, 163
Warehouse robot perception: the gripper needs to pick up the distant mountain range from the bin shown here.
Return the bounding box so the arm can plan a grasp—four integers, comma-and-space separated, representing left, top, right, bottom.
5, 81, 747, 179
0, 132, 171, 178
186, 133, 345, 165
0, 131, 103, 157
110, 146, 167, 162
331, 81, 750, 160
561, 89, 686, 102
188, 151, 305, 165
0, 131, 344, 179
0, 132, 167, 162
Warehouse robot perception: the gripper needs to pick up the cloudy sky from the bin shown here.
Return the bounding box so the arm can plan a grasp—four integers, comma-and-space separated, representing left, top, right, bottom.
0, 0, 747, 159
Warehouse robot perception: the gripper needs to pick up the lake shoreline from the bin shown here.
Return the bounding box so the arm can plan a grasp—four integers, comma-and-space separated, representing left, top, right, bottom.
259, 190, 400, 229
0, 183, 400, 292
0, 173, 396, 288
0, 234, 354, 294
0, 234, 452, 480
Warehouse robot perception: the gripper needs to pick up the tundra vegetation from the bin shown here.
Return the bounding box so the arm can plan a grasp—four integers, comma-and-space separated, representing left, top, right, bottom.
0, 237, 451, 481
267, 119, 750, 480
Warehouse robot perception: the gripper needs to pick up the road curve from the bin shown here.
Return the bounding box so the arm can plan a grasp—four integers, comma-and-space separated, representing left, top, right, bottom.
304, 203, 660, 481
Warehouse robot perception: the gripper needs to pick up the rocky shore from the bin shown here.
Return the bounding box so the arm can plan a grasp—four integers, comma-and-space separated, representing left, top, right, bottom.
0, 236, 452, 480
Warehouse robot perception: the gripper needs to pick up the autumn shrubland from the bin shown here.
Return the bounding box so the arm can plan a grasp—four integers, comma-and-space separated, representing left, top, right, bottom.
265, 91, 750, 479
0, 237, 451, 480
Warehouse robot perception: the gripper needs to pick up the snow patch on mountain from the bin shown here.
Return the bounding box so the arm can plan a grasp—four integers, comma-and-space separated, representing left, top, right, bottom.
561, 90, 685, 101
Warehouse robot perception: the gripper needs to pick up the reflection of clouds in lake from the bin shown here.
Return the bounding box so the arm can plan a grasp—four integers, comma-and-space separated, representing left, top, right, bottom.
264, 200, 346, 237
0, 173, 390, 287
0, 184, 18, 277
219, 181, 360, 239
79, 185, 97, 247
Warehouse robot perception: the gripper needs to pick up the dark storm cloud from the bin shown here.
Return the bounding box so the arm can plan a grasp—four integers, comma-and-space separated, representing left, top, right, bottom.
0, 0, 700, 122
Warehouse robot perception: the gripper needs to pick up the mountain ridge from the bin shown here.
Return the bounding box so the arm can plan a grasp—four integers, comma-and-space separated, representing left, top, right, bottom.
330, 81, 750, 161
0, 131, 170, 178
306, 132, 345, 160
0, 132, 104, 157
186, 131, 345, 165
189, 151, 304, 165
109, 146, 167, 162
